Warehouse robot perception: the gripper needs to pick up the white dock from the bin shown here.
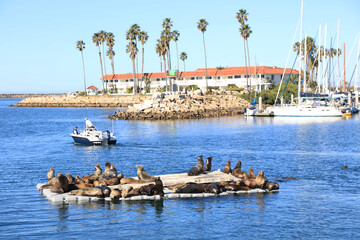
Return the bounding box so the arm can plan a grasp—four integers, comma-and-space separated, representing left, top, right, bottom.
37, 170, 277, 203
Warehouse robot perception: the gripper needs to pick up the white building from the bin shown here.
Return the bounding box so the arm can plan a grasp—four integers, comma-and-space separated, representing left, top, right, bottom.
101, 66, 299, 93
86, 85, 98, 95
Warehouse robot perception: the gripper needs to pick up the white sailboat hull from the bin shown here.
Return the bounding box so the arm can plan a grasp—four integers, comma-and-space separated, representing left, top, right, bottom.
266, 105, 343, 117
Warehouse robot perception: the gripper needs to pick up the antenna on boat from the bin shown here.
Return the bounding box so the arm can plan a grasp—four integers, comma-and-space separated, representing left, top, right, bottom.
298, 0, 303, 105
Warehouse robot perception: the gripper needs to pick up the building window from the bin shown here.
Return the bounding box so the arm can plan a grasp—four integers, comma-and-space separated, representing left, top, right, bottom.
196, 76, 202, 79
125, 79, 128, 82
162, 78, 165, 80
156, 78, 160, 81
228, 76, 233, 79
217, 76, 220, 79
261, 75, 264, 78
110, 80, 113, 83
234, 75, 241, 78
130, 79, 133, 82
115, 80, 118, 82
191, 77, 195, 80
271, 75, 274, 80
207, 76, 212, 79
178, 77, 183, 80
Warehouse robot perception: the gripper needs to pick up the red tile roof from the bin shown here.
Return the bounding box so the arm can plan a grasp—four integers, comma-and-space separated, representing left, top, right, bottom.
87, 85, 98, 90
101, 66, 299, 80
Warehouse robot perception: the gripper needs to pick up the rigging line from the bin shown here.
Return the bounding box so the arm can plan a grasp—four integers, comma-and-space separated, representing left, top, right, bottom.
279, 54, 298, 103
347, 53, 360, 87
275, 17, 301, 106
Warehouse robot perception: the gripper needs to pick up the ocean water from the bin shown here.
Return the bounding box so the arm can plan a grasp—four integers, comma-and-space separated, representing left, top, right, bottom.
0, 98, 359, 239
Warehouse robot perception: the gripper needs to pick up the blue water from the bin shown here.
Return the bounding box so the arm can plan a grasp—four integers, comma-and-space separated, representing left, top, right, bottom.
0, 98, 359, 239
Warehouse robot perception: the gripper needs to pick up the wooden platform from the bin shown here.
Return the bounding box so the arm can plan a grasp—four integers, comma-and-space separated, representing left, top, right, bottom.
253, 112, 274, 117
37, 170, 277, 203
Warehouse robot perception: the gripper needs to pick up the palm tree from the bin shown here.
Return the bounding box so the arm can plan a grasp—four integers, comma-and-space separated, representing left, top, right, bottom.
155, 42, 163, 72
240, 24, 252, 89
126, 25, 140, 94
138, 30, 149, 90
197, 19, 209, 91
76, 41, 87, 95
99, 30, 107, 78
92, 32, 105, 93
161, 18, 173, 91
156, 38, 168, 91
172, 30, 180, 72
180, 52, 187, 72
105, 32, 115, 93
236, 9, 248, 25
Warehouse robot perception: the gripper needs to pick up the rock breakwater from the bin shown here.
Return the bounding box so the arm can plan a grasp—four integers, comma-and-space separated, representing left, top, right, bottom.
110, 93, 249, 120
11, 95, 149, 108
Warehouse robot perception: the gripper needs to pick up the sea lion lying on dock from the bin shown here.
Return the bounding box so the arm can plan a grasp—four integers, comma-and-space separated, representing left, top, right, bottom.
110, 189, 122, 200
173, 182, 218, 194
187, 155, 205, 176
264, 181, 279, 191
68, 186, 111, 198
120, 177, 149, 184
223, 160, 232, 174
136, 165, 156, 181
139, 177, 164, 197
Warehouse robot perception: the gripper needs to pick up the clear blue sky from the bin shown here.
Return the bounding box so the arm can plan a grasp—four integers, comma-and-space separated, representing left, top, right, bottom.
0, 0, 359, 93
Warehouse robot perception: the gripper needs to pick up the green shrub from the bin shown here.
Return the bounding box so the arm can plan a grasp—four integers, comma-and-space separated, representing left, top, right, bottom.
126, 86, 133, 94
186, 85, 200, 91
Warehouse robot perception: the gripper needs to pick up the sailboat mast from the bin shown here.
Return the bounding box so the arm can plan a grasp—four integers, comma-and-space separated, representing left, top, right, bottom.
298, 0, 303, 105
304, 32, 307, 92
323, 24, 327, 93
356, 38, 360, 108
318, 25, 322, 93
343, 43, 346, 92
336, 19, 340, 91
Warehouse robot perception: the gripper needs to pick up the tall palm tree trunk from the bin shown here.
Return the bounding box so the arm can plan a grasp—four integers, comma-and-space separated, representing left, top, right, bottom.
163, 54, 168, 91
141, 46, 144, 91
102, 44, 107, 93
183, 61, 186, 72
132, 58, 137, 95
202, 32, 208, 91
98, 46, 105, 94
81, 51, 87, 95
176, 42, 179, 72
160, 57, 162, 73
166, 50, 171, 91
243, 39, 249, 89
246, 39, 252, 89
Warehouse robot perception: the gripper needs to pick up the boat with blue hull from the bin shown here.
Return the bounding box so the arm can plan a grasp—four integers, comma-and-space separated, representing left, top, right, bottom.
70, 122, 116, 145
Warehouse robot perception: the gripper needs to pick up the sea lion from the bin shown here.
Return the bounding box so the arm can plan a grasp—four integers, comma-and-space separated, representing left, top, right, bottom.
224, 184, 251, 191
75, 182, 94, 189
248, 168, 256, 179
255, 170, 266, 188
68, 186, 111, 197
223, 160, 232, 174
167, 183, 187, 190
47, 168, 55, 181
187, 155, 205, 176
120, 177, 148, 184
232, 161, 249, 179
135, 165, 156, 181
342, 166, 348, 170
65, 173, 76, 184
110, 164, 117, 176
282, 177, 296, 180
264, 181, 279, 191
243, 179, 257, 189
40, 173, 69, 193
121, 186, 134, 198
173, 183, 216, 194
204, 157, 213, 172
139, 177, 164, 197
94, 162, 102, 176
110, 189, 122, 200
117, 173, 124, 180
105, 177, 120, 186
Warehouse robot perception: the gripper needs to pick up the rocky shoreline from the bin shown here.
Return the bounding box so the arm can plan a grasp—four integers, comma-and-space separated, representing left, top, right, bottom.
11, 95, 149, 108
109, 93, 249, 120
0, 93, 64, 99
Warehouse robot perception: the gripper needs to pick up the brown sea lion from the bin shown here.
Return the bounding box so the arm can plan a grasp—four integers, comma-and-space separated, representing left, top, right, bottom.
243, 179, 257, 189
117, 173, 124, 180
224, 185, 251, 191
139, 177, 164, 197
68, 186, 111, 197
75, 182, 94, 189
110, 189, 122, 200
264, 181, 279, 191
204, 157, 213, 172
167, 183, 187, 190
282, 177, 296, 180
40, 173, 69, 193
223, 160, 232, 174
110, 164, 117, 176
136, 165, 156, 181
120, 177, 148, 184
232, 161, 249, 179
255, 170, 266, 188
248, 168, 256, 179
47, 167, 55, 181
121, 186, 134, 198
187, 155, 205, 176
65, 174, 76, 184
105, 177, 120, 186
173, 183, 217, 194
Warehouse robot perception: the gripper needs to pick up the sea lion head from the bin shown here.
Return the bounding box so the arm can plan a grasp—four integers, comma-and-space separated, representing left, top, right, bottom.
135, 165, 144, 171
110, 189, 122, 200
117, 173, 124, 179
104, 161, 111, 170
95, 162, 99, 167
235, 161, 242, 169
155, 177, 163, 187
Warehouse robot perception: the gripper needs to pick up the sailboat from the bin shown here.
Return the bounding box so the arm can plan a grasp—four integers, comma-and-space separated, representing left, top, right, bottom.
265, 0, 342, 117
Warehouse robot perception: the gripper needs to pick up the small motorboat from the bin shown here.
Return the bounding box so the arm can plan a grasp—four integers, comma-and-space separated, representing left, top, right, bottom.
70, 121, 116, 145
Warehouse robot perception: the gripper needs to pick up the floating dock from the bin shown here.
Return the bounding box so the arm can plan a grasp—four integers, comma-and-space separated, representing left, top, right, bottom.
37, 170, 277, 203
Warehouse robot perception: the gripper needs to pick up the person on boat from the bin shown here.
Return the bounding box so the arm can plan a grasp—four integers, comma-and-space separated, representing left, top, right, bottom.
73, 126, 79, 135
85, 118, 96, 130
